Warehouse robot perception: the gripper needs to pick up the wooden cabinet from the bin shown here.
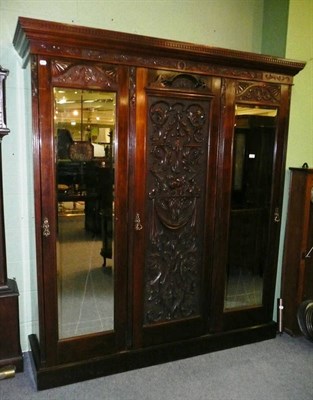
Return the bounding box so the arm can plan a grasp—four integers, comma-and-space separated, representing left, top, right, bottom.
282, 168, 313, 335
13, 17, 305, 389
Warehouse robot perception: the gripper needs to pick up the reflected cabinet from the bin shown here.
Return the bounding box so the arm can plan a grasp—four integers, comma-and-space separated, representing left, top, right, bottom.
13, 17, 305, 389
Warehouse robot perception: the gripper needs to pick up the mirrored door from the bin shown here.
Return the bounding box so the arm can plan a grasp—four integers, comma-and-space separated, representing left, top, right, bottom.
54, 87, 116, 338
224, 105, 277, 310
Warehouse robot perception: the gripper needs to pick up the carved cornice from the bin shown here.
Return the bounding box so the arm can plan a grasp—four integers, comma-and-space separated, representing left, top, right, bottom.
13, 17, 306, 81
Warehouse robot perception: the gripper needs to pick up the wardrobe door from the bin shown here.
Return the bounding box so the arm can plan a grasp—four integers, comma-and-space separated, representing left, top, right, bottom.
214, 79, 291, 331
33, 57, 129, 365
132, 69, 220, 347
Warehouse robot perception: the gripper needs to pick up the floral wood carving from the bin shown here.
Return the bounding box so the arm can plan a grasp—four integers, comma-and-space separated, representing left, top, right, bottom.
37, 43, 290, 84
263, 73, 291, 83
31, 57, 38, 98
236, 81, 281, 103
51, 61, 117, 87
144, 97, 210, 324
129, 67, 136, 106
151, 73, 209, 91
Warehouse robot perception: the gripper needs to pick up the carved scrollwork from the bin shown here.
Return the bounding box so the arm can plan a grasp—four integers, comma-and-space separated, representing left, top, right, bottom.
220, 79, 227, 115
129, 67, 136, 106
144, 225, 199, 323
263, 73, 291, 83
51, 61, 117, 87
236, 81, 281, 103
31, 58, 38, 98
144, 97, 210, 324
151, 72, 209, 91
153, 197, 196, 230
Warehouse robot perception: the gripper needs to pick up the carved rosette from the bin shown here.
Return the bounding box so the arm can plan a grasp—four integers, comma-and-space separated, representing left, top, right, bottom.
144, 97, 209, 324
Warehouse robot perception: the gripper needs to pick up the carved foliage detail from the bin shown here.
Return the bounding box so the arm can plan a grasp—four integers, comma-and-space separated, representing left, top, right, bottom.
31, 57, 38, 98
236, 81, 281, 103
151, 73, 209, 91
51, 61, 117, 87
129, 67, 136, 106
144, 98, 209, 324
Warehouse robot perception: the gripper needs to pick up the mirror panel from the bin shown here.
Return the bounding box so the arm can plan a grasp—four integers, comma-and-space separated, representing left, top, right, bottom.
224, 105, 277, 310
54, 88, 115, 338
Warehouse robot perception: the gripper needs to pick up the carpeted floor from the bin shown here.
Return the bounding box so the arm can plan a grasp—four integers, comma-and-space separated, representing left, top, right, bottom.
57, 214, 114, 338
1, 334, 312, 399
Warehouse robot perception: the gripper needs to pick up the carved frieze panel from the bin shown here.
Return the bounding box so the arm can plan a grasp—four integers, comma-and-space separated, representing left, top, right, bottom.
149, 71, 211, 92
236, 81, 281, 104
144, 95, 210, 324
263, 73, 291, 83
32, 43, 292, 85
51, 60, 118, 88
34, 44, 292, 87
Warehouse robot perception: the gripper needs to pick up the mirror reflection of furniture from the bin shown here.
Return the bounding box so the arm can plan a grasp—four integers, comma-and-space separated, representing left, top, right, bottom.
57, 128, 73, 159
0, 65, 23, 373
55, 88, 115, 271
55, 87, 115, 341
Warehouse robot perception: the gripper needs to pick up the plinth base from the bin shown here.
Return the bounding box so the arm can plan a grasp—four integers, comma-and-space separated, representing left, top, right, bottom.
0, 279, 23, 372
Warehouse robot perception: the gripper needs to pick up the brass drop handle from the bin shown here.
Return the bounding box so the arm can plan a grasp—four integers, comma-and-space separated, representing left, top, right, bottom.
134, 213, 143, 231
42, 217, 51, 237
274, 207, 280, 223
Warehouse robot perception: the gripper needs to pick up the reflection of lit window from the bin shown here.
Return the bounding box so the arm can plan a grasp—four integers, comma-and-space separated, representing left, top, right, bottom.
235, 105, 277, 117
59, 96, 67, 104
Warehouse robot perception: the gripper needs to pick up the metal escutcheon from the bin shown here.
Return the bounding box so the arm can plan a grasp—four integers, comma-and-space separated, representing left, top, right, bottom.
134, 213, 143, 231
42, 217, 51, 237
274, 207, 280, 223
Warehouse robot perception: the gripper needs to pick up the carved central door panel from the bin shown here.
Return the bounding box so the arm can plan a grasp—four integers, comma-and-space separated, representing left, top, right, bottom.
132, 69, 219, 347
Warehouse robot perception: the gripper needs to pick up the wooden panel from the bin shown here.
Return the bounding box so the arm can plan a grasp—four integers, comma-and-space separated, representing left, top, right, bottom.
33, 58, 130, 365
0, 280, 23, 371
282, 168, 313, 335
133, 70, 216, 347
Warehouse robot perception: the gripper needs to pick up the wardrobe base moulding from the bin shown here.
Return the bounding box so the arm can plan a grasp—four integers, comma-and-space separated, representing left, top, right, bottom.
29, 323, 276, 390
